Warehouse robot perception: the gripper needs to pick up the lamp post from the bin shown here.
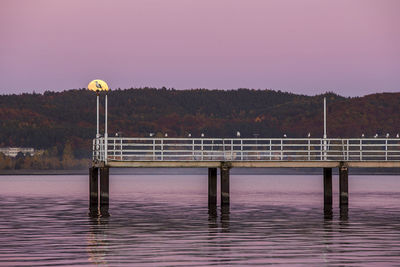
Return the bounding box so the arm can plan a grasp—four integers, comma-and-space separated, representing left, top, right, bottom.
324, 97, 327, 139
88, 79, 110, 163
104, 92, 108, 164
323, 97, 327, 160
96, 93, 100, 138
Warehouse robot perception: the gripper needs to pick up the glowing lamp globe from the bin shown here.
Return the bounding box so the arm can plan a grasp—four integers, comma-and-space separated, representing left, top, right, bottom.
88, 79, 109, 93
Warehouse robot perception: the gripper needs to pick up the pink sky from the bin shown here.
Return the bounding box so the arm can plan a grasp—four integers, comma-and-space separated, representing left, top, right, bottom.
0, 0, 399, 96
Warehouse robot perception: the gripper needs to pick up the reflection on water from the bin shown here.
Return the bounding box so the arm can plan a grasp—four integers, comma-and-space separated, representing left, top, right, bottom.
340, 206, 349, 221
88, 216, 110, 265
324, 206, 333, 220
0, 174, 400, 266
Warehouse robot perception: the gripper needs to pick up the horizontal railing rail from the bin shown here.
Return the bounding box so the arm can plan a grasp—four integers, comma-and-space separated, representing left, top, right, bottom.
92, 138, 400, 162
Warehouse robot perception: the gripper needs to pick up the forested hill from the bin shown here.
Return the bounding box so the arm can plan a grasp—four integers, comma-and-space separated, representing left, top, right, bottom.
0, 88, 399, 158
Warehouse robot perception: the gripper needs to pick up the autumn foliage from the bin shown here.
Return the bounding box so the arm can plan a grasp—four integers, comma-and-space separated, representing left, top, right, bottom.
0, 88, 399, 169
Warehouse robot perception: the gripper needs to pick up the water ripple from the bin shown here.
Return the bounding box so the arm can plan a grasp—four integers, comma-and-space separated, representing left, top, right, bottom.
0, 174, 400, 266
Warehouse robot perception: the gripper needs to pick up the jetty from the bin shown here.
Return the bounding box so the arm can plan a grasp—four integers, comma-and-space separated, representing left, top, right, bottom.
89, 136, 400, 216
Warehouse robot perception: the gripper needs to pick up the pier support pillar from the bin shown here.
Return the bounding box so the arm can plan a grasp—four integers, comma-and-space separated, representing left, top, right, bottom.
221, 163, 230, 206
208, 168, 217, 207
100, 167, 110, 216
339, 164, 349, 208
323, 168, 332, 208
323, 168, 333, 219
89, 167, 99, 215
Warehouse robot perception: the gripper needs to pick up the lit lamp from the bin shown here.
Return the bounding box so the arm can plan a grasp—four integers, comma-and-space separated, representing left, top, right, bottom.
88, 79, 110, 163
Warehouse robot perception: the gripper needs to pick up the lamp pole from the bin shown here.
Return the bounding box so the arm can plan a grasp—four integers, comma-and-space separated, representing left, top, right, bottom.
324, 97, 327, 139
104, 93, 108, 164
96, 93, 100, 161
323, 97, 327, 160
96, 93, 100, 138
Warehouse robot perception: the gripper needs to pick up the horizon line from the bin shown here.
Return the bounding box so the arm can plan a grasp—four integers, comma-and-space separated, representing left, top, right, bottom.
1, 87, 399, 98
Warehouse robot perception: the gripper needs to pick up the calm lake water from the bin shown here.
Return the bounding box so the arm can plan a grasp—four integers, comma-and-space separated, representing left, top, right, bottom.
1, 172, 400, 266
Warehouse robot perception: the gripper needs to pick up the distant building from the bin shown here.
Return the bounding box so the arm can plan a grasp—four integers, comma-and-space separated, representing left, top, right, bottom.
0, 147, 35, 157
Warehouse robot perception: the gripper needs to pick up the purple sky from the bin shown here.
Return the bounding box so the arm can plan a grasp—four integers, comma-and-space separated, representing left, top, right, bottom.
0, 0, 399, 96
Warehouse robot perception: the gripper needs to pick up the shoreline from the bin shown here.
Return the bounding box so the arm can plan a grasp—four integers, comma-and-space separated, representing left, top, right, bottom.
0, 167, 399, 176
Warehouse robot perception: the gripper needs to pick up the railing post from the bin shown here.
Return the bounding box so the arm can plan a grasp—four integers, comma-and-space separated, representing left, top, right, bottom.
192, 139, 195, 160
153, 139, 155, 160
231, 139, 233, 160
269, 140, 271, 160
104, 136, 108, 163
113, 138, 116, 160
240, 139, 243, 160
360, 139, 362, 161
201, 138, 204, 160
92, 139, 95, 161
343, 140, 346, 161
385, 139, 388, 161
99, 139, 104, 161
211, 139, 214, 160
308, 139, 310, 160
320, 139, 323, 160
161, 139, 164, 161
103, 138, 107, 162
223, 139, 225, 161
96, 137, 99, 161
280, 139, 283, 160
103, 137, 107, 163
98, 138, 102, 161
120, 138, 123, 160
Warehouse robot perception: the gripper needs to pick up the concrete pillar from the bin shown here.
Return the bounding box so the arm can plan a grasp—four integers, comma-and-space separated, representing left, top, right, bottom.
323, 168, 332, 208
100, 167, 110, 216
89, 167, 98, 214
208, 168, 217, 207
220, 163, 230, 206
339, 165, 349, 208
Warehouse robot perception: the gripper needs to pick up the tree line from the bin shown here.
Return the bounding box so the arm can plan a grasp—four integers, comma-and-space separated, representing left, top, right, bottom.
0, 87, 399, 169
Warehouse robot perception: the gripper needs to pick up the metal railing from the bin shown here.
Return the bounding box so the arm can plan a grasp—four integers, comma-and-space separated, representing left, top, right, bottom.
92, 138, 400, 162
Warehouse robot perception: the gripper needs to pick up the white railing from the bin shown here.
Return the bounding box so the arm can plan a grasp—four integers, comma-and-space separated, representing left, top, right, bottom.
92, 138, 400, 162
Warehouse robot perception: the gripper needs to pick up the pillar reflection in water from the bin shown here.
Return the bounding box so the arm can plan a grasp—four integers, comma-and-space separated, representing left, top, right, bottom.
340, 206, 349, 221
221, 205, 230, 232
324, 207, 333, 220
208, 205, 218, 229
87, 216, 109, 266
